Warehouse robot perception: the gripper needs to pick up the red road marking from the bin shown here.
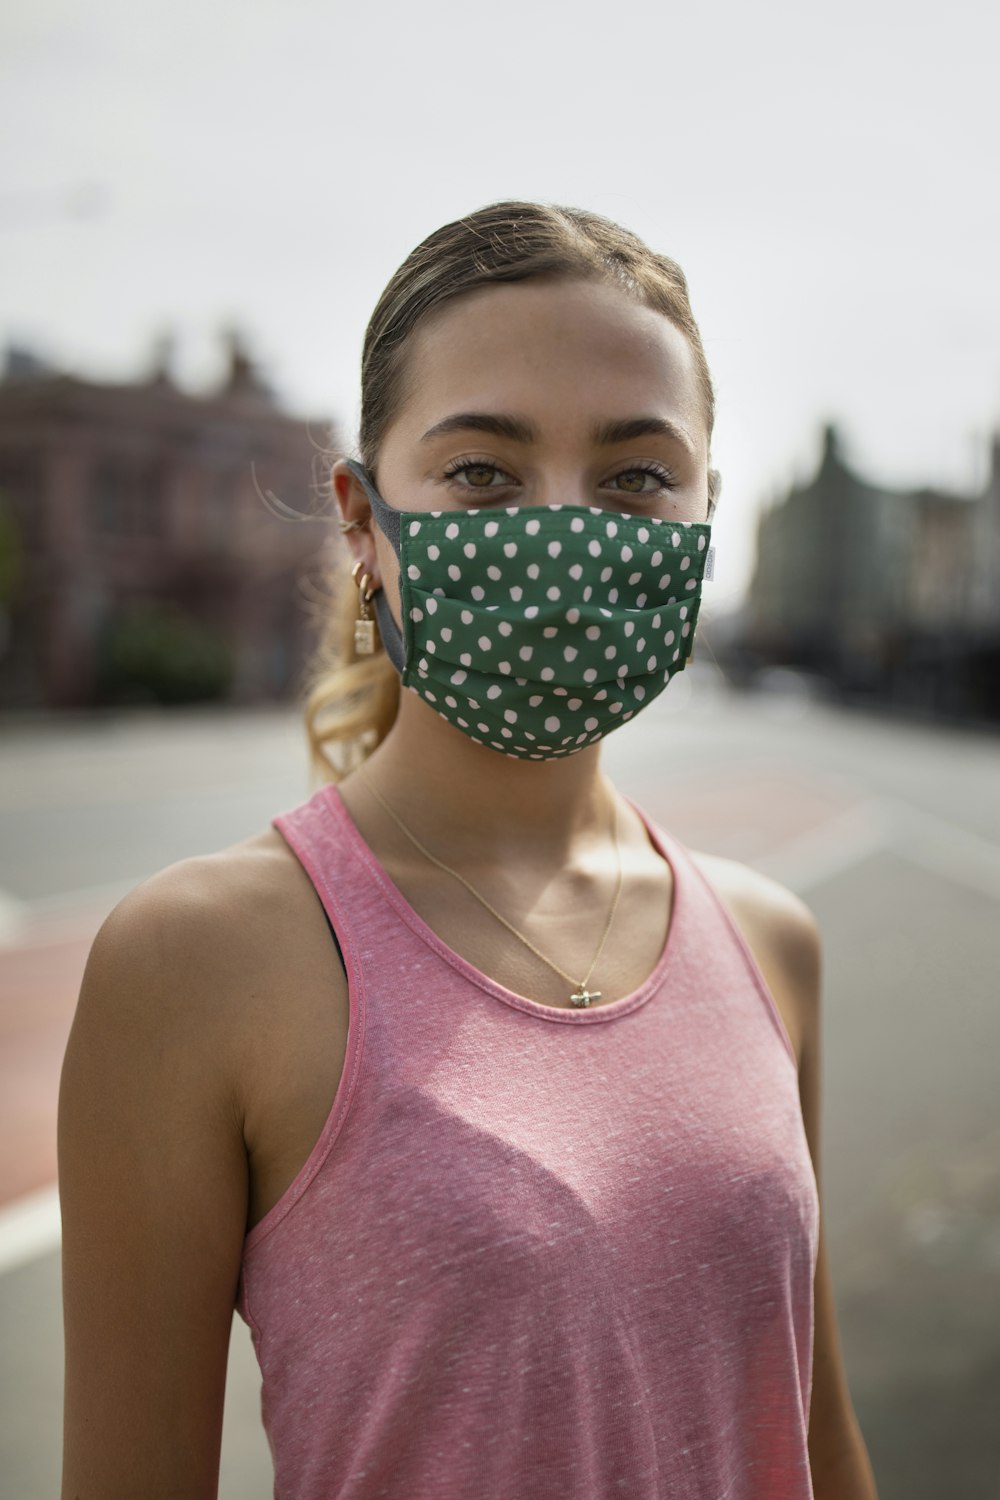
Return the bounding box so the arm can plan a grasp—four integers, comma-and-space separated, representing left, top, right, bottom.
0, 915, 104, 1209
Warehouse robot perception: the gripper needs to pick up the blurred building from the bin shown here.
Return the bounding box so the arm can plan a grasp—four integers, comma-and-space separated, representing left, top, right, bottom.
0, 334, 340, 710
743, 423, 1000, 721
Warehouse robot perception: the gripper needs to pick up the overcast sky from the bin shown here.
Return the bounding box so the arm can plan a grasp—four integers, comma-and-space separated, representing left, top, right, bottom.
2, 0, 997, 609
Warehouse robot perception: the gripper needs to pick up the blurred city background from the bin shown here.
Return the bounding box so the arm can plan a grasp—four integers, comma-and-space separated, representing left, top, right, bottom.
1, 0, 998, 1495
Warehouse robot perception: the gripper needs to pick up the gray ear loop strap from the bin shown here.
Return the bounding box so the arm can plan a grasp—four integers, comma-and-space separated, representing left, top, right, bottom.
371, 580, 406, 674
344, 459, 402, 553
343, 459, 406, 674
701, 469, 721, 579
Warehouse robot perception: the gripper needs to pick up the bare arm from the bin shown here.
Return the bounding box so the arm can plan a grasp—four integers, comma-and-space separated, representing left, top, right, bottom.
702, 857, 879, 1498
58, 868, 251, 1499
790, 905, 880, 1500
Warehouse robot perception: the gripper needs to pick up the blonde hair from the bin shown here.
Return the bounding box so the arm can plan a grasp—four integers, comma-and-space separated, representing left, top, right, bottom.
304, 200, 717, 784
301, 554, 400, 787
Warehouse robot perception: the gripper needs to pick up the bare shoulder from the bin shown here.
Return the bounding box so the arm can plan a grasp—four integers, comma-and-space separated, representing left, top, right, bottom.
686, 848, 822, 953
81, 825, 330, 1111
94, 824, 300, 985
109, 822, 308, 942
686, 849, 822, 1070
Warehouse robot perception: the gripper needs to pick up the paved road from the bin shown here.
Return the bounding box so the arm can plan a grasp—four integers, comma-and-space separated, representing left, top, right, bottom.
1, 674, 998, 1498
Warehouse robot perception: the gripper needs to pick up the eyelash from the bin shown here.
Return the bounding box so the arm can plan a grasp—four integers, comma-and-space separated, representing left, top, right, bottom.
441, 457, 680, 494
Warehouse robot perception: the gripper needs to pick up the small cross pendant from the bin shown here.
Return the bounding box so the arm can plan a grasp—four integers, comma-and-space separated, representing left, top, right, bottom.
569, 986, 601, 1008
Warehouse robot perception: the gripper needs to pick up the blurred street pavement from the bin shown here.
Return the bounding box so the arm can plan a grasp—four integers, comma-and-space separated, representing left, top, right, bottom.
1, 670, 998, 1497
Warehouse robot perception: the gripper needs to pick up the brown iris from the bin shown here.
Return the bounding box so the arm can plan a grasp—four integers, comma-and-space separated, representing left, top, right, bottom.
464, 465, 499, 487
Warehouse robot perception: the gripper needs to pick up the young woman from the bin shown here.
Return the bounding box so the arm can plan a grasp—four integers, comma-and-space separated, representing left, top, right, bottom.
58, 202, 878, 1499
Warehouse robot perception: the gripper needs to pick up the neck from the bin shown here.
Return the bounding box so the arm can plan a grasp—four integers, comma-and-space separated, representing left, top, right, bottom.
349, 686, 617, 867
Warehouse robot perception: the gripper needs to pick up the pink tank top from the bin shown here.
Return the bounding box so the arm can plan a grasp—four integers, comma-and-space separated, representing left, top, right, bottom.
235, 782, 819, 1499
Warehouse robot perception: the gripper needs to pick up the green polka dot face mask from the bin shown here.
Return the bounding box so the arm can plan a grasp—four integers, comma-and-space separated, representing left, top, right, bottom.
346, 461, 716, 761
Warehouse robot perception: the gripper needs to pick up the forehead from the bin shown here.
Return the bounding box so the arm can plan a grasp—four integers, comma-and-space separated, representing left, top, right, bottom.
392, 277, 706, 451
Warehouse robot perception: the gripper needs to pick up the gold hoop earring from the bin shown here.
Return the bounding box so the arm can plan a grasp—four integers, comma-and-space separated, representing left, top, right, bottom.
351, 559, 377, 655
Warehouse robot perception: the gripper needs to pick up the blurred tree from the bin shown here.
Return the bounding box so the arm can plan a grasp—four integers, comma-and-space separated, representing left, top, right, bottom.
0, 490, 23, 604
95, 600, 234, 706
0, 490, 24, 659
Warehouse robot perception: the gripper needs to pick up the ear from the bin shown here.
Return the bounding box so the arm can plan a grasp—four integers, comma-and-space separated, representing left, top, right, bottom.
707, 467, 722, 523
331, 458, 382, 588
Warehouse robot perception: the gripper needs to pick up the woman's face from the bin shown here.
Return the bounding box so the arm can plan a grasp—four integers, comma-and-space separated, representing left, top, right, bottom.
337, 276, 713, 608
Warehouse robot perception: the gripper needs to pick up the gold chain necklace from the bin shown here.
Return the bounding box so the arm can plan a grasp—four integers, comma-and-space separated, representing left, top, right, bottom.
359, 773, 624, 1008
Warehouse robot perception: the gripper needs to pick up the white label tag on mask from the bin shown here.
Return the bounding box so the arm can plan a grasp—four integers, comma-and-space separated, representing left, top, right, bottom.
705, 544, 716, 581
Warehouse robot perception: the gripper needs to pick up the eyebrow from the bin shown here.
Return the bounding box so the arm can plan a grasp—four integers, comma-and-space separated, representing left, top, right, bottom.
420, 411, 695, 454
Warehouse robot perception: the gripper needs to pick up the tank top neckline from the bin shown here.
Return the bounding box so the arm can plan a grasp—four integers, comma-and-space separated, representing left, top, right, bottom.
320, 780, 683, 1025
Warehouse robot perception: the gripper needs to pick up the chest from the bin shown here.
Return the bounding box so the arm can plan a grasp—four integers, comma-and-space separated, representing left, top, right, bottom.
241, 848, 804, 1239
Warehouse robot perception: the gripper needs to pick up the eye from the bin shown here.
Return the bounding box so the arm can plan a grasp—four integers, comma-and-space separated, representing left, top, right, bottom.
605, 462, 679, 494
442, 458, 517, 491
